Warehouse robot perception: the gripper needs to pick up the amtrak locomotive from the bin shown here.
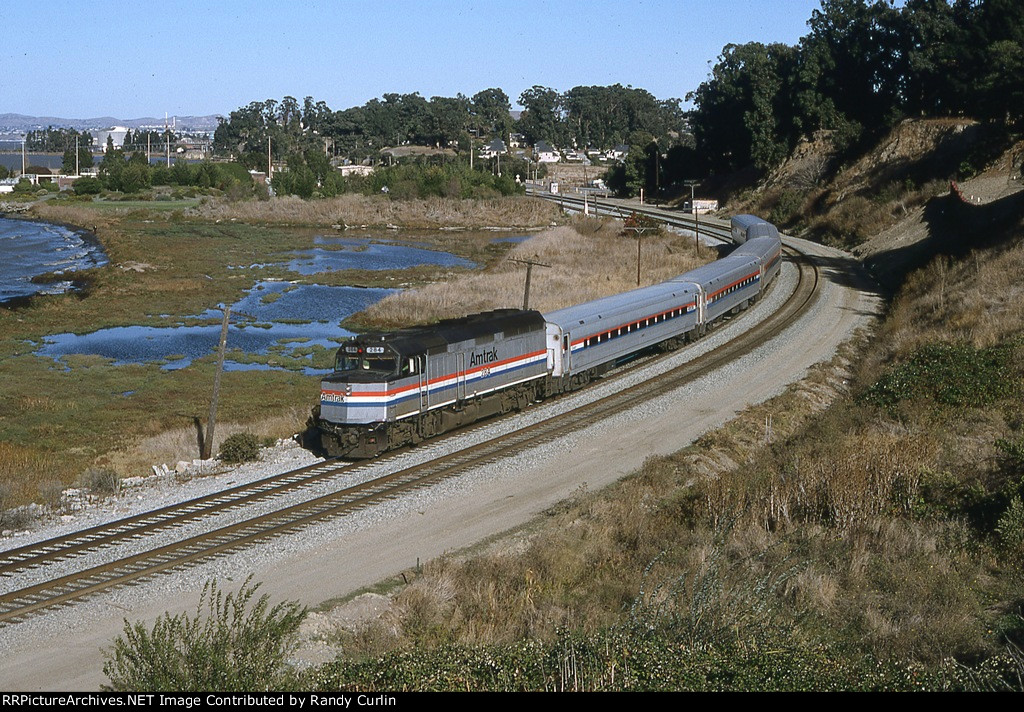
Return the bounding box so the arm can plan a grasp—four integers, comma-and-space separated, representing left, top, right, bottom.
316, 215, 783, 458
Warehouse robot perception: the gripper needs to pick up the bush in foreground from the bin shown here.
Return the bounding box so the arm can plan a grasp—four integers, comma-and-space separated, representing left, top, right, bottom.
219, 432, 261, 464
103, 577, 306, 691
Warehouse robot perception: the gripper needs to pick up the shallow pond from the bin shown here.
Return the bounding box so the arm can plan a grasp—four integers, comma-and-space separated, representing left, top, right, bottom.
284, 236, 476, 274
37, 282, 394, 374
32, 229, 485, 373
0, 217, 108, 303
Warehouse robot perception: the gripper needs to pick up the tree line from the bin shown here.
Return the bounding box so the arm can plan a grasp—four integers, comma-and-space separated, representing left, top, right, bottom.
212, 86, 687, 170
25, 126, 93, 153
688, 0, 1024, 177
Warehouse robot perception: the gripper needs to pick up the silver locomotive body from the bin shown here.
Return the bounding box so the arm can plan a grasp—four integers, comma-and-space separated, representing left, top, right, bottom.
319, 309, 548, 457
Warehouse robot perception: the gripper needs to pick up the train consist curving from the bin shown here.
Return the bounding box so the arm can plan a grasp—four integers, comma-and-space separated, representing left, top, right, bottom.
316, 214, 783, 458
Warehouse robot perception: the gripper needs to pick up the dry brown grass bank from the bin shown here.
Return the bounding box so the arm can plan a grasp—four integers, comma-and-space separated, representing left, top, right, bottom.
354, 217, 713, 329
881, 241, 1024, 354
98, 408, 311, 477
189, 194, 562, 229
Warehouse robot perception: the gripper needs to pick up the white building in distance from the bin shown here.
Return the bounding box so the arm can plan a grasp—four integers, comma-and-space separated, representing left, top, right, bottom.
94, 127, 130, 150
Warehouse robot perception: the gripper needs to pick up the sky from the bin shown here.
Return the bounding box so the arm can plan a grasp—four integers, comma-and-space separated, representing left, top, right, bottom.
2, 0, 825, 119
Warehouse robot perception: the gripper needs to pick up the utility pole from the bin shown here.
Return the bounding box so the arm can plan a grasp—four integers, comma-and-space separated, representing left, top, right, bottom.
623, 219, 657, 286
685, 180, 701, 255
203, 306, 231, 460
75, 136, 79, 176
509, 257, 551, 310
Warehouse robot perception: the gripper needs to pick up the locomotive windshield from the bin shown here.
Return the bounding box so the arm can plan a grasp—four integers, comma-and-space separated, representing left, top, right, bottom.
334, 341, 401, 374
335, 353, 398, 374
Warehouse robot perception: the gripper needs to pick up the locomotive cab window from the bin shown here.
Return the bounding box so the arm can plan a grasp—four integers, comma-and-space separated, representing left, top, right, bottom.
336, 353, 399, 375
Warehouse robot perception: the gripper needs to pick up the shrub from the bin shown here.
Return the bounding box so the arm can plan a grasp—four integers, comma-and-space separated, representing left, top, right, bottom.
72, 177, 103, 195
77, 466, 122, 496
219, 433, 261, 464
996, 497, 1024, 559
103, 577, 306, 691
861, 342, 1018, 412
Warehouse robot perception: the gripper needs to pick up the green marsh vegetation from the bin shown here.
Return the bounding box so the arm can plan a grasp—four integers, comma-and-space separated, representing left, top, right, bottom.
0, 198, 561, 511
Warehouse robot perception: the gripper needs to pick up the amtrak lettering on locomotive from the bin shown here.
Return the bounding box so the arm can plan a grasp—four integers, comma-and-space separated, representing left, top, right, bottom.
316, 215, 783, 458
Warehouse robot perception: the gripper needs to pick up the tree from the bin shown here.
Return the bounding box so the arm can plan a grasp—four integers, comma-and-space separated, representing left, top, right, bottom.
793, 0, 906, 152
562, 84, 686, 150
517, 86, 565, 145
689, 42, 799, 175
471, 88, 512, 137
62, 148, 78, 176
72, 177, 102, 195
428, 95, 470, 147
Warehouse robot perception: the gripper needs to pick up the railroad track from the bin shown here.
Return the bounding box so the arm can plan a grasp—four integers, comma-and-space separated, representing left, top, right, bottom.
0, 214, 739, 581
0, 211, 818, 626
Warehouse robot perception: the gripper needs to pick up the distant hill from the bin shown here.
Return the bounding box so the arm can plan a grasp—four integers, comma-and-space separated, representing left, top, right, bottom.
0, 113, 222, 134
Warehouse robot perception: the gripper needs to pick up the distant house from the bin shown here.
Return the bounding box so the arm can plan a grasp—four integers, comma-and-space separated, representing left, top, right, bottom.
609, 144, 630, 160
479, 139, 506, 159
177, 140, 209, 160
338, 165, 374, 177
535, 141, 560, 163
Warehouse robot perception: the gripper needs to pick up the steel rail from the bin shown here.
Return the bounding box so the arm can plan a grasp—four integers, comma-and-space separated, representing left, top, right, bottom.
0, 210, 734, 578
0, 243, 817, 626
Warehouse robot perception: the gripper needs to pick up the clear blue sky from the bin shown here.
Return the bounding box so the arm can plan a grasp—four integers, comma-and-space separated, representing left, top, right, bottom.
3, 0, 825, 118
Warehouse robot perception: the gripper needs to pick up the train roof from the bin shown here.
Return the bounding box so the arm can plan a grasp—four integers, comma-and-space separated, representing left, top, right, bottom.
545, 280, 699, 327
352, 308, 546, 355
730, 214, 766, 231
730, 235, 781, 259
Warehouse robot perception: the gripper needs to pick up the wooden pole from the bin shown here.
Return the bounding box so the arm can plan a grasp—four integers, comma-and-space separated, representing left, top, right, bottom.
523, 262, 533, 309
509, 258, 552, 311
202, 307, 231, 460
637, 236, 642, 286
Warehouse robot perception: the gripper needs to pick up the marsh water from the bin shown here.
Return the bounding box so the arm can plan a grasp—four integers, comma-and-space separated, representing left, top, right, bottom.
29, 229, 486, 374
0, 217, 108, 302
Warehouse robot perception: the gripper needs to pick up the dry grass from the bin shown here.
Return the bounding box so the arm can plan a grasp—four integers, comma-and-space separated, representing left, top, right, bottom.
886, 242, 1024, 351
189, 194, 562, 229
0, 442, 63, 521
328, 352, 862, 657
30, 203, 119, 231
355, 218, 713, 329
99, 408, 310, 476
